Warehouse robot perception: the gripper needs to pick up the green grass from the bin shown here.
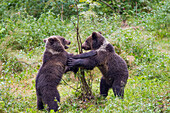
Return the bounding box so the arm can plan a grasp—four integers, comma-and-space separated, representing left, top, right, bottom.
0, 1, 170, 112
0, 31, 169, 113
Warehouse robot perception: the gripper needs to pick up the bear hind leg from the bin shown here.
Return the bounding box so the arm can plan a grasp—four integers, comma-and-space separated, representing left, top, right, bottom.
112, 80, 125, 99
112, 85, 124, 99
37, 96, 44, 110
100, 77, 111, 97
42, 87, 60, 112
47, 100, 59, 112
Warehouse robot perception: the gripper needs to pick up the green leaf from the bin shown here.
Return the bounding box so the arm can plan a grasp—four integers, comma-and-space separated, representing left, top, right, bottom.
79, 0, 87, 2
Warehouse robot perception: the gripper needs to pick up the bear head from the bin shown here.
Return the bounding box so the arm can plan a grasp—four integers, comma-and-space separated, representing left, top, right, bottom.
43, 36, 71, 52
82, 32, 106, 50
57, 36, 71, 49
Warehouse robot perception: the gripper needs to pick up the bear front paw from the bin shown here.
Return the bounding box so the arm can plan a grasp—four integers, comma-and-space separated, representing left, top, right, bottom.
67, 58, 75, 67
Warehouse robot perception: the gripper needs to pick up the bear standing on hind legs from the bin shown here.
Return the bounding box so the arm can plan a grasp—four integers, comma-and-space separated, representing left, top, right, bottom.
68, 32, 129, 99
36, 36, 97, 112
35, 36, 71, 112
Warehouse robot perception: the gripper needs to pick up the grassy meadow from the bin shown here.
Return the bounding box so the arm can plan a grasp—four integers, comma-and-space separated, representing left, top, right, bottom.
0, 0, 169, 112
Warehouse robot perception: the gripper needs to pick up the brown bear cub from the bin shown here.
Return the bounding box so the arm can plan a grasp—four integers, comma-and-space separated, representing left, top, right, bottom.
68, 32, 129, 99
35, 36, 70, 112
36, 36, 96, 112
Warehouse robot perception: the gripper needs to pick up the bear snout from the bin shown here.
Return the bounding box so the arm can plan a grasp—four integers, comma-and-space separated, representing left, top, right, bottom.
82, 43, 90, 50
82, 44, 86, 49
65, 46, 69, 49
68, 41, 71, 45
65, 40, 71, 45
65, 40, 71, 49
82, 46, 89, 50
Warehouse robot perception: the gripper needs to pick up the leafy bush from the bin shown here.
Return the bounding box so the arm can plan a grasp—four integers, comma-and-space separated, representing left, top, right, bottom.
142, 0, 170, 38
91, 0, 161, 19
127, 0, 170, 38
1, 10, 73, 51
0, 0, 77, 19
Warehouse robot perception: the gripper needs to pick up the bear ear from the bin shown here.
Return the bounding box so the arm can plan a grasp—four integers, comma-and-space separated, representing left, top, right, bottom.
43, 39, 47, 43
92, 32, 98, 40
48, 38, 55, 44
98, 31, 102, 34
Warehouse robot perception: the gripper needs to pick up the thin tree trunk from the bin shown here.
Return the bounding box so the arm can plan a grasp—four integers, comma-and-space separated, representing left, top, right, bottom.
136, 2, 137, 18
61, 4, 63, 21
75, 0, 92, 100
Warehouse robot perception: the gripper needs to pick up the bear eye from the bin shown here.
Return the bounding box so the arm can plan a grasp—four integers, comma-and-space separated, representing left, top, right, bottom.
86, 40, 90, 44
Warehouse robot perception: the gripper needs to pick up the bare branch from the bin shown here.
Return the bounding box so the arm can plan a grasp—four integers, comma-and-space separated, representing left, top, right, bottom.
136, 2, 137, 18
75, 0, 82, 54
99, 0, 115, 11
74, 0, 93, 99
15, 61, 30, 66
62, 78, 82, 94
70, 20, 77, 31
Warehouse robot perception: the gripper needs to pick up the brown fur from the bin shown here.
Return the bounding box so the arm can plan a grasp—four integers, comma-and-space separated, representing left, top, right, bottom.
68, 32, 129, 98
36, 36, 97, 111
36, 36, 70, 112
